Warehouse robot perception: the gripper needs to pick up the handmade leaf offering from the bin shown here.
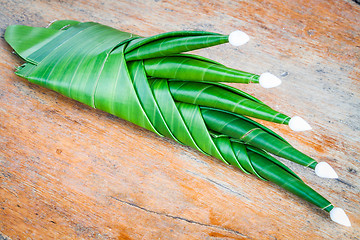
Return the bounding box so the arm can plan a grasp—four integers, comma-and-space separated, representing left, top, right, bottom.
4, 20, 350, 226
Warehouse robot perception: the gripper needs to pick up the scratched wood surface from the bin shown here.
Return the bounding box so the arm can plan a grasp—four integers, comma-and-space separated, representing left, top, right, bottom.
0, 0, 359, 239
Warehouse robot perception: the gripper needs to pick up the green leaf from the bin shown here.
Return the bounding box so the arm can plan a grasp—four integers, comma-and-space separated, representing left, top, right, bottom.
127, 60, 174, 138
5, 21, 331, 214
143, 55, 260, 84
175, 102, 226, 162
125, 31, 222, 52
201, 106, 289, 143
200, 81, 264, 104
16, 22, 134, 107
247, 150, 332, 211
200, 108, 317, 168
125, 32, 228, 61
210, 133, 332, 211
4, 25, 62, 63
149, 79, 203, 151
245, 145, 302, 181
168, 81, 290, 124
93, 45, 157, 133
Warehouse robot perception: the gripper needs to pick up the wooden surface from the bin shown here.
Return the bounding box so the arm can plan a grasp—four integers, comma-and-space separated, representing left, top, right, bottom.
0, 0, 359, 239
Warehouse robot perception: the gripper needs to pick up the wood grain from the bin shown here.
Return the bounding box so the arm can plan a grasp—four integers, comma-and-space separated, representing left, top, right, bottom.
0, 0, 359, 239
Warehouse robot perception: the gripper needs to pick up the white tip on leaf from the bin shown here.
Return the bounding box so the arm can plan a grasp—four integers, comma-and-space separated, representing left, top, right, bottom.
315, 162, 338, 178
288, 116, 312, 131
330, 208, 351, 227
259, 72, 282, 88
228, 30, 250, 46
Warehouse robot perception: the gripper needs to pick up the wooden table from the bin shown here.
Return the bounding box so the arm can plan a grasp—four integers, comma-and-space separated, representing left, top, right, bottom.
1, 0, 359, 239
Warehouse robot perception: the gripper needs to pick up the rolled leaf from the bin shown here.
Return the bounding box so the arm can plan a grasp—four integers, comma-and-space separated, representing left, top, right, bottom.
4, 21, 335, 217
245, 147, 333, 212
143, 55, 260, 83
200, 107, 317, 168
168, 80, 291, 124
211, 133, 333, 211
125, 32, 228, 61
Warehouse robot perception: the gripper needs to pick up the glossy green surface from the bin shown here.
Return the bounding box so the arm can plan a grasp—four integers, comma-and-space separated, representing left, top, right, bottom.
168, 81, 291, 124
5, 20, 332, 212
144, 55, 260, 83
200, 108, 317, 168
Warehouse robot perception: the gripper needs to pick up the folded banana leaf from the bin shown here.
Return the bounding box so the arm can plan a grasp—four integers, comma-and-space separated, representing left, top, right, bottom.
5, 20, 350, 225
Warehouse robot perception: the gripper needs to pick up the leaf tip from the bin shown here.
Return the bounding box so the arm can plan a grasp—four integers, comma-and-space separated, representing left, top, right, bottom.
259, 72, 282, 88
288, 116, 312, 131
228, 30, 249, 46
315, 162, 338, 178
330, 207, 351, 227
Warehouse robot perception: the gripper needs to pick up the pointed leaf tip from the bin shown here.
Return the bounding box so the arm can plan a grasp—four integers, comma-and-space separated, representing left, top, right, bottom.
330, 208, 351, 227
288, 116, 312, 131
315, 162, 338, 178
259, 72, 282, 88
228, 30, 249, 46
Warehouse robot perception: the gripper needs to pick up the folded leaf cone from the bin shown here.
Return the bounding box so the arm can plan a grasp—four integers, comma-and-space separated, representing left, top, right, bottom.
5, 20, 334, 214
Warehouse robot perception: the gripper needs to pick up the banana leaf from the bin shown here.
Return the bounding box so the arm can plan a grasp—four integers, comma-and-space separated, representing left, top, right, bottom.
143, 55, 260, 83
4, 20, 336, 219
211, 133, 333, 211
168, 80, 291, 124
200, 107, 317, 168
124, 32, 228, 61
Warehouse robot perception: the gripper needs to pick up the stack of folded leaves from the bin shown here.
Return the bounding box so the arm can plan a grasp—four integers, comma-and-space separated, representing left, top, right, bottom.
4, 20, 351, 226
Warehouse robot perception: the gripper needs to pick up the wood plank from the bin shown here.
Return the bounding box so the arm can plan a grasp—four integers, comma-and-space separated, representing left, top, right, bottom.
1, 0, 359, 239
